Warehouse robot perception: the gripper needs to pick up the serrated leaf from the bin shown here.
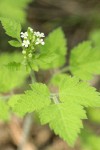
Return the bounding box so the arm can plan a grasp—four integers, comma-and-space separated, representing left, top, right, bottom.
0, 17, 21, 40
5, 62, 21, 71
9, 40, 21, 47
0, 99, 9, 121
10, 83, 51, 116
59, 75, 100, 107
70, 41, 100, 80
8, 94, 21, 108
39, 75, 100, 146
39, 102, 86, 146
39, 27, 67, 69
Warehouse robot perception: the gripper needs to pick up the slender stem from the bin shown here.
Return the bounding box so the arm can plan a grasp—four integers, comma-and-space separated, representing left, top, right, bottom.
60, 66, 70, 73
54, 66, 70, 75
17, 62, 36, 150
17, 114, 33, 150
53, 96, 59, 104
30, 70, 36, 83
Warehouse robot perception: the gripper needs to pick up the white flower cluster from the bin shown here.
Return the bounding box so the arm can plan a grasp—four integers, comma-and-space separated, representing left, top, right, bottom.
20, 27, 45, 59
21, 28, 45, 48
34, 32, 45, 45
34, 31, 45, 38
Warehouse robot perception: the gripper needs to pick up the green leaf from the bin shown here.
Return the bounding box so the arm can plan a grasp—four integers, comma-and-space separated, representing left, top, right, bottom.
0, 17, 21, 40
5, 62, 21, 71
8, 94, 21, 108
8, 40, 21, 47
39, 27, 67, 69
39, 102, 86, 146
59, 75, 100, 107
39, 75, 100, 146
0, 52, 29, 93
9, 83, 51, 116
36, 52, 58, 70
0, 99, 9, 121
70, 41, 100, 80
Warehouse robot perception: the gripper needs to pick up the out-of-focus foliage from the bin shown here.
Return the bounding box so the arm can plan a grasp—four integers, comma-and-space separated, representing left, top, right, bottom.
38, 27, 67, 69
0, 99, 9, 121
51, 73, 67, 86
89, 29, 100, 47
0, 52, 29, 93
81, 130, 100, 150
0, 0, 32, 24
87, 108, 100, 124
70, 41, 100, 80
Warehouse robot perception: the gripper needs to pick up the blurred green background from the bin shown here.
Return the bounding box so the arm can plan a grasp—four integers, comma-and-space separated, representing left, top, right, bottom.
0, 0, 100, 150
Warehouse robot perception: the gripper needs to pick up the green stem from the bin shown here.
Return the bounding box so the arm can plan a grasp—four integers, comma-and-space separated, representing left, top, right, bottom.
60, 66, 70, 73
17, 62, 36, 150
54, 66, 70, 75
28, 61, 36, 83
53, 96, 59, 104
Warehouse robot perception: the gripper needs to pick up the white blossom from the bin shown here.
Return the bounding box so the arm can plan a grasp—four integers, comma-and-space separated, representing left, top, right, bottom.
22, 40, 30, 48
40, 33, 45, 37
34, 31, 45, 38
35, 38, 45, 45
34, 31, 40, 37
21, 32, 28, 39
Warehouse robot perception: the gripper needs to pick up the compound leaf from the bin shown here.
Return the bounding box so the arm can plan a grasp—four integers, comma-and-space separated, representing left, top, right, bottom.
39, 75, 100, 146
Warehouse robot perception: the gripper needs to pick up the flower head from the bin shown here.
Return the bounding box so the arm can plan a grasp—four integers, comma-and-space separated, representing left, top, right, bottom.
21, 27, 45, 60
